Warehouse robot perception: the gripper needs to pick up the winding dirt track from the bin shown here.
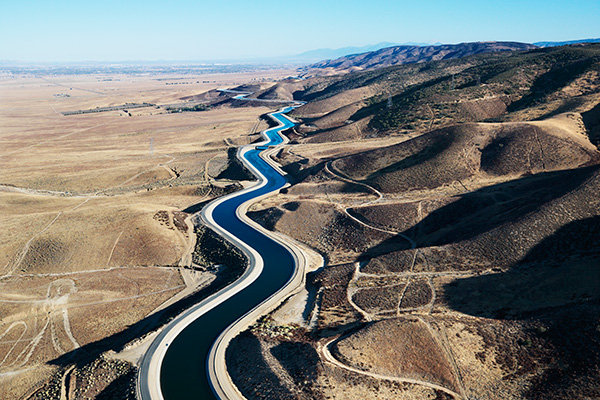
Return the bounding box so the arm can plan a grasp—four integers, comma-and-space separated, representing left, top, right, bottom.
324, 161, 416, 246
323, 157, 469, 398
319, 335, 464, 399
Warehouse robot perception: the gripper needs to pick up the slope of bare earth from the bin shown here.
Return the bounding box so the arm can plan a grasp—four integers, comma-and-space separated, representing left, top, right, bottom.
332, 113, 599, 193
226, 46, 600, 398
282, 43, 600, 147
292, 87, 379, 119
249, 79, 308, 101
332, 317, 460, 392
0, 69, 290, 399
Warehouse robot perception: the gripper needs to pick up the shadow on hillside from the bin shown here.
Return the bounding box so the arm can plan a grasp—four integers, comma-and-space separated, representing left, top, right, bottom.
359, 165, 598, 261
95, 368, 137, 400
216, 147, 254, 181
444, 216, 600, 319
350, 75, 451, 123
182, 198, 212, 214
281, 160, 327, 184
364, 132, 454, 181
226, 332, 296, 400
443, 216, 600, 399
534, 97, 588, 120
270, 341, 323, 398
508, 57, 597, 113
182, 183, 244, 214
582, 101, 600, 148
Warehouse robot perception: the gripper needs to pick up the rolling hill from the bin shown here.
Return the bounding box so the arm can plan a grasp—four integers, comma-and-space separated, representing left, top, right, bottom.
301, 41, 537, 74
234, 40, 600, 400
283, 43, 600, 144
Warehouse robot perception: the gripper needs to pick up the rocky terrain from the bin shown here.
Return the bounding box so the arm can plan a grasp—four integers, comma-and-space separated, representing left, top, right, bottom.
227, 43, 600, 399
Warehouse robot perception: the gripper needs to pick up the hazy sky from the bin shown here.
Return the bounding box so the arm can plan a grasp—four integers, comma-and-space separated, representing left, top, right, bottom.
1, 0, 599, 62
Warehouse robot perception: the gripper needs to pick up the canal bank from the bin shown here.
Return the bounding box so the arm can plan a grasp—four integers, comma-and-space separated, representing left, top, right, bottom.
138, 107, 307, 400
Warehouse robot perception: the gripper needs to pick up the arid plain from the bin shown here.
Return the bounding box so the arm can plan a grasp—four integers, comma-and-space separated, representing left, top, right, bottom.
0, 68, 293, 399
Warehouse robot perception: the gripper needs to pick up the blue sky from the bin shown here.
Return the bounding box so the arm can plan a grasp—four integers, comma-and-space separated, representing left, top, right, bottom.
1, 0, 599, 61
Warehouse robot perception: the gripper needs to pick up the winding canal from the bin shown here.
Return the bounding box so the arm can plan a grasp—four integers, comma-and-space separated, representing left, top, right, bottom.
140, 107, 300, 400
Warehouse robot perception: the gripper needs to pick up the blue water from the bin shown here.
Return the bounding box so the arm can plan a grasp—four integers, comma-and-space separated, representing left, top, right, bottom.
160, 107, 297, 399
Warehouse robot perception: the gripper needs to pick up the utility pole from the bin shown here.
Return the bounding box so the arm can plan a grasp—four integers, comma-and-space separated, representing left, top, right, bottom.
149, 137, 154, 156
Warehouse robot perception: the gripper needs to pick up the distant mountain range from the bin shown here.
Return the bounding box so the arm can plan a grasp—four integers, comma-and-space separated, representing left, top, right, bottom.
301, 41, 537, 73
533, 38, 600, 47
3, 39, 599, 69
287, 42, 441, 62
292, 38, 600, 71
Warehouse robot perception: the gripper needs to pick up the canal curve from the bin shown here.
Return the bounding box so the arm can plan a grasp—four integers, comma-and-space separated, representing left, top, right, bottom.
138, 106, 302, 400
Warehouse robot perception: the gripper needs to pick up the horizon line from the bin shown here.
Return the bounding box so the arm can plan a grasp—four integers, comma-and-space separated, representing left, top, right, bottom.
2, 38, 599, 66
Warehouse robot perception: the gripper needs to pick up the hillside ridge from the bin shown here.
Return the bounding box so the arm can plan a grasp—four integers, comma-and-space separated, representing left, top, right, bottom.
301, 41, 537, 74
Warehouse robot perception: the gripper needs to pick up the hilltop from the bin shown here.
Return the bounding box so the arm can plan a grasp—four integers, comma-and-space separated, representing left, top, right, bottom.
300, 41, 537, 75
534, 38, 600, 47
226, 42, 600, 400
275, 43, 600, 143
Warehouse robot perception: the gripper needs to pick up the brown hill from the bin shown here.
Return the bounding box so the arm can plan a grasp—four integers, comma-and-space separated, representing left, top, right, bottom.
287, 43, 600, 144
358, 164, 600, 268
238, 42, 600, 400
332, 113, 599, 193
179, 88, 231, 103
249, 79, 308, 101
303, 41, 537, 74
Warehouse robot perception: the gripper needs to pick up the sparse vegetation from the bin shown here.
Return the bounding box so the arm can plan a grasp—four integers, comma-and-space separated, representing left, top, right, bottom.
229, 43, 600, 400
289, 43, 600, 139
166, 103, 212, 113
193, 224, 248, 273
0, 69, 285, 399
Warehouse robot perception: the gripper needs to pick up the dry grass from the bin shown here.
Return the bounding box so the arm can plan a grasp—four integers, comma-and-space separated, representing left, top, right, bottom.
332, 115, 599, 194
333, 317, 459, 392
0, 266, 182, 397
233, 91, 600, 399
249, 199, 394, 265
0, 192, 192, 275
293, 87, 380, 119
0, 70, 287, 398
